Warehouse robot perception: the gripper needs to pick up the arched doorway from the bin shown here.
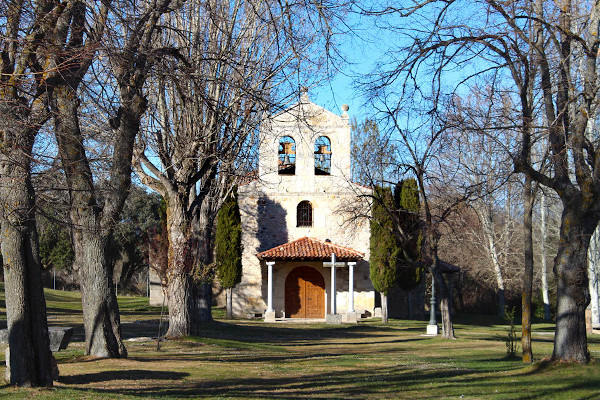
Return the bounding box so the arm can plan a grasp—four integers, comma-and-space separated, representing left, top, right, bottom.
285, 266, 325, 318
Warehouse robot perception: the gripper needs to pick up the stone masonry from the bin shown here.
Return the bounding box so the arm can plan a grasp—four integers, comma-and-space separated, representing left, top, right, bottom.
234, 91, 375, 318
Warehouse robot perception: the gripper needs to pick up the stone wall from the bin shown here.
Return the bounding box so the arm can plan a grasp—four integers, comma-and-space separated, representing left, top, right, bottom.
234, 96, 375, 317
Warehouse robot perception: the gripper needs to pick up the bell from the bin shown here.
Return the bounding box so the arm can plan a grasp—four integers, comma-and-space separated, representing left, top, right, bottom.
283, 154, 293, 166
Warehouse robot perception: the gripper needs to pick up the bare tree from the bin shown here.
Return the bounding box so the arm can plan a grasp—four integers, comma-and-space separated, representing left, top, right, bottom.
443, 89, 521, 318
0, 0, 69, 385
360, 0, 600, 363
539, 190, 552, 320
443, 86, 543, 361
46, 0, 185, 357
135, 0, 338, 336
362, 91, 461, 337
349, 97, 462, 338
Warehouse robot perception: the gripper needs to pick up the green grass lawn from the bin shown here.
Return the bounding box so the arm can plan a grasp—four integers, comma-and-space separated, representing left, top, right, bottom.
1, 284, 599, 399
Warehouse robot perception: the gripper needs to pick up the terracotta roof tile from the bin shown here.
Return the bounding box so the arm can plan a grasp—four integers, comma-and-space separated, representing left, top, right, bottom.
257, 237, 364, 261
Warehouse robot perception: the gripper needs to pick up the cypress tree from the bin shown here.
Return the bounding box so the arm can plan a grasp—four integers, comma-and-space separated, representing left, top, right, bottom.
395, 178, 424, 291
370, 186, 401, 324
215, 189, 243, 319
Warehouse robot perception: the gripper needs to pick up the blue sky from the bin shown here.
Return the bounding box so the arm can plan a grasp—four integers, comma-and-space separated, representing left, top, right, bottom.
310, 11, 383, 121
313, 69, 367, 120
309, 3, 492, 125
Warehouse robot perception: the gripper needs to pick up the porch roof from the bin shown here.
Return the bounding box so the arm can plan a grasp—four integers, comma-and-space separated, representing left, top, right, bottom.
257, 237, 364, 262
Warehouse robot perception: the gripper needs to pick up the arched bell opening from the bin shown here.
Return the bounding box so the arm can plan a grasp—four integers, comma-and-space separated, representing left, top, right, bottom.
278, 136, 296, 175
314, 136, 331, 175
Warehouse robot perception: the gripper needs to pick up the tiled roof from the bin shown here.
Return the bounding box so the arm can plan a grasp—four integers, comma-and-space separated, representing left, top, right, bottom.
257, 237, 364, 261
351, 181, 372, 190
237, 170, 258, 186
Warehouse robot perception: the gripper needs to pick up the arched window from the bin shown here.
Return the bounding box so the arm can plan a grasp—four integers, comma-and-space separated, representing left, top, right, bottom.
296, 201, 313, 227
314, 136, 331, 175
278, 136, 296, 175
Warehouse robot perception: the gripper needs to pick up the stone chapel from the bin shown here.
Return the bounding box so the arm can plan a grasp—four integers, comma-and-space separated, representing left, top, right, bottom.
234, 90, 375, 322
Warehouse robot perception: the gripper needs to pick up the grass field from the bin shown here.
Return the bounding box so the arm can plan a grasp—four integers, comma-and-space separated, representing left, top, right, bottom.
1, 285, 599, 399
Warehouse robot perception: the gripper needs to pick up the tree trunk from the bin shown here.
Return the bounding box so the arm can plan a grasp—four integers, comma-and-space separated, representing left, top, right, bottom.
496, 288, 505, 318
166, 271, 212, 337
193, 200, 215, 325
540, 192, 552, 321
552, 205, 597, 363
0, 102, 54, 386
421, 214, 455, 338
77, 232, 127, 357
226, 287, 233, 319
415, 275, 426, 320
165, 198, 199, 337
194, 282, 213, 326
0, 165, 54, 386
522, 176, 534, 363
50, 85, 126, 358
434, 269, 455, 339
381, 293, 388, 324
589, 227, 600, 329
166, 270, 194, 337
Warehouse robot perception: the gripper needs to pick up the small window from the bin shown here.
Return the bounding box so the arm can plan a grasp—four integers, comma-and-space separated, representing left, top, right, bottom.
278, 136, 296, 175
314, 136, 331, 175
296, 201, 313, 227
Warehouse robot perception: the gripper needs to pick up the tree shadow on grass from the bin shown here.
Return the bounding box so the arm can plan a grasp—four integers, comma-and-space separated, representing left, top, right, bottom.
45, 307, 83, 315
54, 365, 476, 398
51, 362, 600, 399
58, 369, 188, 384
278, 337, 428, 347
52, 319, 160, 343
188, 321, 407, 344
127, 345, 417, 364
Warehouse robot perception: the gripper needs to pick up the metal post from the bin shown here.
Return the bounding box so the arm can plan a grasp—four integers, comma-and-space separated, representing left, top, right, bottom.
429, 275, 437, 326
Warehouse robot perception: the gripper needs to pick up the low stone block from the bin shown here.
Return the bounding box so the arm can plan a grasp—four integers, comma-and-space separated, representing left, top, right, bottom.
344, 311, 358, 324
264, 310, 276, 322
326, 314, 342, 324
0, 327, 73, 352
426, 324, 439, 335
48, 327, 74, 352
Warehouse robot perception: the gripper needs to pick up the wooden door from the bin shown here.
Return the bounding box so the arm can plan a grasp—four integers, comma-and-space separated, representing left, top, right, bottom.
285, 266, 325, 318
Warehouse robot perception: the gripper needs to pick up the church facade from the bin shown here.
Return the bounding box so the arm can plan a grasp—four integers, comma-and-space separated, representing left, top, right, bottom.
234, 91, 375, 322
